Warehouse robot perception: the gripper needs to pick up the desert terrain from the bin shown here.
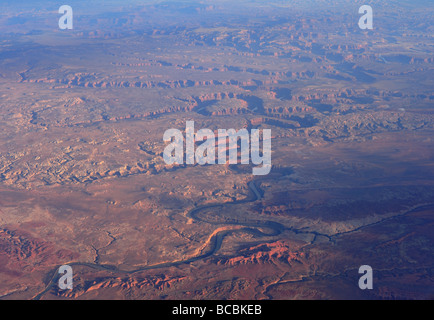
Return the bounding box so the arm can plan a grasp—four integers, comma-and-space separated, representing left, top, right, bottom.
0, 0, 433, 299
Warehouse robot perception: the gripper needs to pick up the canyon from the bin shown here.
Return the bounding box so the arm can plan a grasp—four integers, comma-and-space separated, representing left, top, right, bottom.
0, 0, 433, 300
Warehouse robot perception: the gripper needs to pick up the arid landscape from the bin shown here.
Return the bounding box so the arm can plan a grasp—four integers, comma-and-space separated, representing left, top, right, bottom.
0, 0, 433, 300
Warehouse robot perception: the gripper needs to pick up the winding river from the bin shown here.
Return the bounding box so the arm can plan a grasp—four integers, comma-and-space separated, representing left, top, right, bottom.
33, 179, 287, 299
33, 178, 434, 300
